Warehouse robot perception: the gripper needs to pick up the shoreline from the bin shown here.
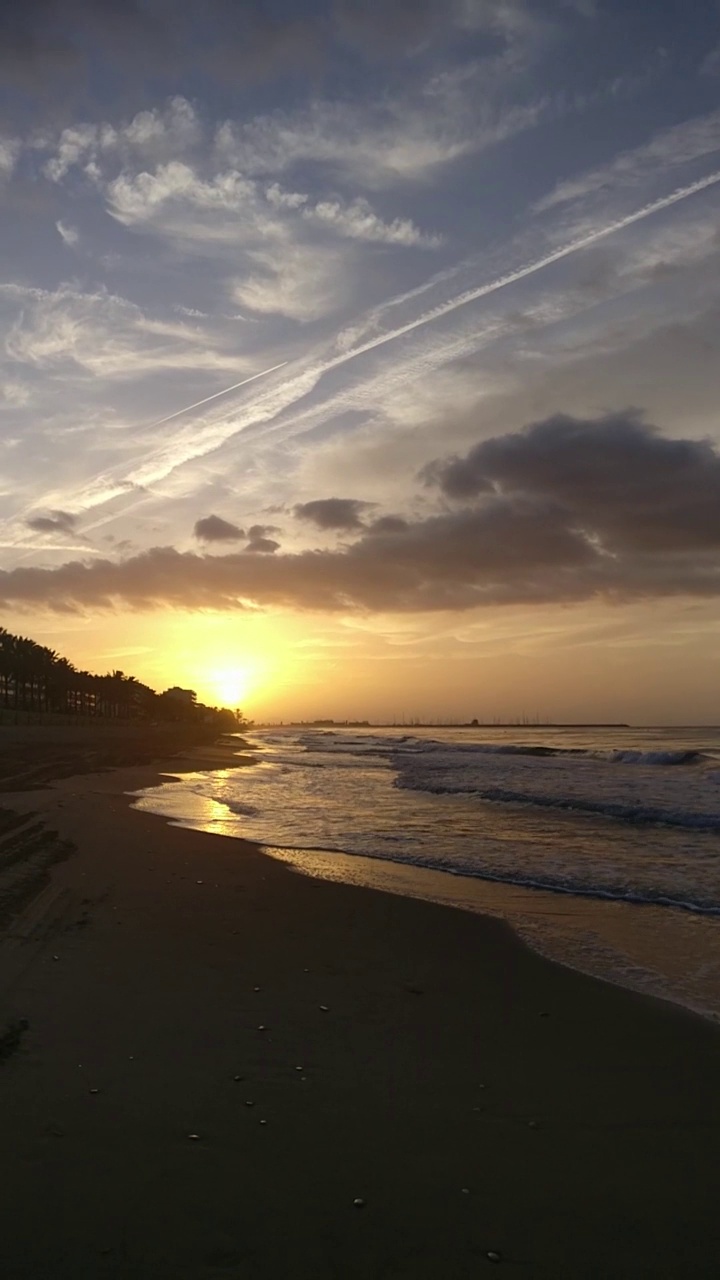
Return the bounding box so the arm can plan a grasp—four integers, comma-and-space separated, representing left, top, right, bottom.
1, 735, 719, 1276
135, 736, 720, 1026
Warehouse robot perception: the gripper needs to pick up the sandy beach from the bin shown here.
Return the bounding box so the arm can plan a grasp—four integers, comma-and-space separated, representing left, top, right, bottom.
1, 729, 719, 1278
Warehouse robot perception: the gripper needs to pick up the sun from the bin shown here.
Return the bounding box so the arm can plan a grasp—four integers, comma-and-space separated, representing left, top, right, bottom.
209, 665, 255, 708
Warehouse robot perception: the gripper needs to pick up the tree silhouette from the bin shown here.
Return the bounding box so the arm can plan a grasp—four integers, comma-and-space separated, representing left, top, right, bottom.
0, 625, 242, 728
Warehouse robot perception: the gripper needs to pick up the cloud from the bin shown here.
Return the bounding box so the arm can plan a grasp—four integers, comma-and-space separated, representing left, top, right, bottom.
41, 99, 201, 183
106, 161, 258, 237
215, 91, 544, 189
305, 197, 441, 247
425, 411, 720, 553
194, 515, 245, 542
26, 509, 77, 534
0, 138, 19, 177
366, 515, 409, 534
0, 380, 32, 408
247, 523, 280, 539
3, 282, 245, 377
106, 161, 437, 251
245, 536, 280, 553
232, 243, 348, 321
100, 159, 438, 319
55, 220, 79, 247
294, 498, 372, 529
536, 109, 720, 212
118, 96, 201, 155
3, 415, 720, 614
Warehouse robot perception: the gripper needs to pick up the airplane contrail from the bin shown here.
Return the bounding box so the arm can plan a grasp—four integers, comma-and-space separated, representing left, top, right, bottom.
144, 360, 288, 430
139, 172, 720, 443
77, 167, 720, 513
329, 169, 720, 369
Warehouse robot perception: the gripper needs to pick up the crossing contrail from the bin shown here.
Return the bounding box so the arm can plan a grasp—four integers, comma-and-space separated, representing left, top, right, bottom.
100, 169, 719, 499
144, 360, 288, 430
330, 169, 720, 369
143, 172, 720, 441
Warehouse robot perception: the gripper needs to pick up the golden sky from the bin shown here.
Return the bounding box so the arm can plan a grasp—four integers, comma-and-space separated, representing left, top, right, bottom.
2, 1, 720, 724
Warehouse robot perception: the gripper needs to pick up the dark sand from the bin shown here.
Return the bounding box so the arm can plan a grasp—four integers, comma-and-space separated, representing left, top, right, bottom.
0, 729, 719, 1278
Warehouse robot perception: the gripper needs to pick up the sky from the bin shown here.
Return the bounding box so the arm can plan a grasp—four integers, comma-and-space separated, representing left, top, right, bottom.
1, 0, 720, 723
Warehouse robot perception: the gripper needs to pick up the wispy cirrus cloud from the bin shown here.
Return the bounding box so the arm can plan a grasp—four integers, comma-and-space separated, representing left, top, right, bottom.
0, 137, 19, 176
231, 242, 350, 321
2, 282, 252, 378
106, 160, 439, 251
214, 91, 546, 189
536, 108, 720, 212
55, 219, 79, 247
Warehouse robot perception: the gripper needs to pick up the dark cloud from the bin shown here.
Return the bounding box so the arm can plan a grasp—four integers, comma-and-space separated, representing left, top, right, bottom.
194, 515, 245, 543
247, 523, 280, 539
26, 509, 77, 534
427, 411, 720, 553
294, 498, 371, 530
4, 415, 720, 614
246, 537, 280, 554
366, 514, 409, 535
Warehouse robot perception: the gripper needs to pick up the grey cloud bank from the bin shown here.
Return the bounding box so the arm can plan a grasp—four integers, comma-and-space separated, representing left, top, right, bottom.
2, 416, 719, 615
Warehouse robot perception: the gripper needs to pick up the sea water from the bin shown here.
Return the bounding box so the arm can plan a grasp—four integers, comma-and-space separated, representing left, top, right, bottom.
132, 725, 720, 1021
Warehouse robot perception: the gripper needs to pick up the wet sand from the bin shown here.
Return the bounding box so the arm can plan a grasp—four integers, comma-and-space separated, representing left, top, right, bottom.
0, 730, 719, 1277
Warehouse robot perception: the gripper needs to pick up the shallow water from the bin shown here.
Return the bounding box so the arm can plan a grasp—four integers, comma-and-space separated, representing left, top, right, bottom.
132, 725, 720, 1021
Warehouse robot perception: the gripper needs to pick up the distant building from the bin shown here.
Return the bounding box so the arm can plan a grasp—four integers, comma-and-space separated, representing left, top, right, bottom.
163, 686, 197, 707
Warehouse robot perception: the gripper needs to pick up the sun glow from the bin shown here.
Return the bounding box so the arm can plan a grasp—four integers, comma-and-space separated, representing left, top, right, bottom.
209, 664, 258, 708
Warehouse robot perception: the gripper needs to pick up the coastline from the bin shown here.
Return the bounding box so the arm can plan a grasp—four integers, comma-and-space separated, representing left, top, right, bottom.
1, 733, 719, 1276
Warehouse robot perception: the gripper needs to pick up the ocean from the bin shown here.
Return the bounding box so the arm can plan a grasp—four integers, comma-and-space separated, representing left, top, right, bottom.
132, 725, 720, 1022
